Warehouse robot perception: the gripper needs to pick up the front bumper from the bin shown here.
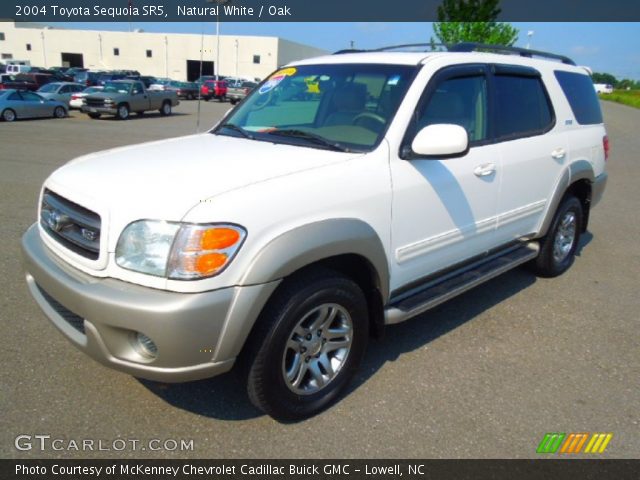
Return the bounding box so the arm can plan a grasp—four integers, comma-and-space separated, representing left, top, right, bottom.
81, 105, 117, 115
21, 224, 279, 382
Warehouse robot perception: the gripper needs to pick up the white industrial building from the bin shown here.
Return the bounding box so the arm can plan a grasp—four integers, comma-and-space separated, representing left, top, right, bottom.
0, 21, 327, 81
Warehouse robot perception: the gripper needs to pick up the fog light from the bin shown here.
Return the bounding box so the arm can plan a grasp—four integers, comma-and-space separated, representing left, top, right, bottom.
132, 332, 158, 359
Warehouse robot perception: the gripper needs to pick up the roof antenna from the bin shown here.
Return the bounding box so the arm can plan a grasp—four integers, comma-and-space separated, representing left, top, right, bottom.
196, 22, 205, 133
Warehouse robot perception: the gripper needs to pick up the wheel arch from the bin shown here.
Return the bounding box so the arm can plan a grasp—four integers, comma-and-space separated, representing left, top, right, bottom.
239, 218, 389, 339
538, 160, 594, 237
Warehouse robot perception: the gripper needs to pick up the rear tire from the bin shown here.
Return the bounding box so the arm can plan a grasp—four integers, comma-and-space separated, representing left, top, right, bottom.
160, 101, 172, 116
531, 195, 583, 277
53, 106, 66, 119
2, 108, 16, 122
244, 268, 369, 422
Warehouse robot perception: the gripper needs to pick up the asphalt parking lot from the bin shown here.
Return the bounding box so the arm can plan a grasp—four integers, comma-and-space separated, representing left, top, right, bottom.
1, 100, 638, 459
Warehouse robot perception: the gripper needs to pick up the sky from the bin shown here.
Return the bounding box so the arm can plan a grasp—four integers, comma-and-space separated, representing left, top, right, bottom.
48, 22, 640, 80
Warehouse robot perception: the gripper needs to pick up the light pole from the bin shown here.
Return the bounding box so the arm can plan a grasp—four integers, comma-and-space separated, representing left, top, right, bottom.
40, 31, 47, 68
235, 38, 239, 78
526, 30, 535, 50
164, 35, 169, 78
207, 0, 230, 80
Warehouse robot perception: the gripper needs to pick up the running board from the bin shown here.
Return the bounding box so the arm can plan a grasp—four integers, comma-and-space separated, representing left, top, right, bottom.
384, 242, 539, 325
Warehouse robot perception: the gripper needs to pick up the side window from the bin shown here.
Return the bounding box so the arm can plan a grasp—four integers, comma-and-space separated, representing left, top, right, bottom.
554, 70, 603, 125
8, 92, 21, 101
494, 75, 553, 139
21, 92, 41, 101
132, 83, 142, 94
59, 85, 70, 93
416, 74, 488, 143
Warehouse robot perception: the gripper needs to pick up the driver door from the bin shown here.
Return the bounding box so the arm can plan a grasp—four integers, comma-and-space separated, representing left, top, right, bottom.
389, 64, 502, 291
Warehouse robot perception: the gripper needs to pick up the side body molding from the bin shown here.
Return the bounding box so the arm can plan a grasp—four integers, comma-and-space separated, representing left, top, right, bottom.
537, 160, 595, 237
240, 218, 391, 301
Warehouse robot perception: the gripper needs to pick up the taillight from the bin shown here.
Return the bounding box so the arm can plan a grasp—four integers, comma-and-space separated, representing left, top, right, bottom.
603, 135, 610, 162
71, 94, 79, 100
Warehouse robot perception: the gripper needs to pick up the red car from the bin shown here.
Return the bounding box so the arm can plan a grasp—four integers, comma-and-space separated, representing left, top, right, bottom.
200, 80, 227, 102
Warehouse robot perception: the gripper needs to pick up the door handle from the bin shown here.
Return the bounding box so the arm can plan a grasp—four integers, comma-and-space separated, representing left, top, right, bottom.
474, 163, 496, 177
551, 148, 566, 159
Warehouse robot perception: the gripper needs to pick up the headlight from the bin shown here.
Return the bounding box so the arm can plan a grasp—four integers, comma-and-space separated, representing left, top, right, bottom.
115, 221, 180, 277
115, 220, 246, 280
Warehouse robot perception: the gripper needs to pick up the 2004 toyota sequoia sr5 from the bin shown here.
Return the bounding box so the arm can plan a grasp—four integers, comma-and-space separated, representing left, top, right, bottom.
22, 44, 608, 421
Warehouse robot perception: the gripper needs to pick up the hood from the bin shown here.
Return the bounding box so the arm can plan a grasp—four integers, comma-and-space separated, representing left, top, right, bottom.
86, 91, 128, 100
46, 133, 356, 232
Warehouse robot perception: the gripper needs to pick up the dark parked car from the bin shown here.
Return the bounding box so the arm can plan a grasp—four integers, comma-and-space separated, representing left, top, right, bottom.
97, 73, 128, 86
0, 89, 67, 121
134, 76, 158, 88
200, 80, 227, 101
157, 81, 199, 100
0, 73, 53, 91
74, 71, 103, 87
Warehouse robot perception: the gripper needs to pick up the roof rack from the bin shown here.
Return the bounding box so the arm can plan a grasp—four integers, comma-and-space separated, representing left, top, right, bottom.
332, 42, 576, 66
449, 43, 576, 65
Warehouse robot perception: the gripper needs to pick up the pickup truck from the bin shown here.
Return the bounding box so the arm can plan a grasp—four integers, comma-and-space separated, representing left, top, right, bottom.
81, 79, 179, 120
226, 80, 258, 105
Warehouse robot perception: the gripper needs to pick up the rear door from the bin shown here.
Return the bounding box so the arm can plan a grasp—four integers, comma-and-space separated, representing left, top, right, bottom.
490, 65, 565, 244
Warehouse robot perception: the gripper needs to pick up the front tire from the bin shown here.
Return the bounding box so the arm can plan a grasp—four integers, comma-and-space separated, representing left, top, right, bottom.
245, 268, 369, 421
2, 108, 16, 122
531, 195, 583, 277
116, 103, 129, 120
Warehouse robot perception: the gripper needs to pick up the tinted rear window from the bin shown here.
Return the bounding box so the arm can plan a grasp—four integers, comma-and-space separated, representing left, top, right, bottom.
494, 75, 554, 139
554, 71, 603, 125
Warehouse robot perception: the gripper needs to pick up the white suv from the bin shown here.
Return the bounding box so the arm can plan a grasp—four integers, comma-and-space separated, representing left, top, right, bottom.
22, 44, 608, 421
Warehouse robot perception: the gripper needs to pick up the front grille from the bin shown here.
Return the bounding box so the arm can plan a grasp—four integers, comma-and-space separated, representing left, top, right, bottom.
85, 97, 105, 107
37, 285, 86, 335
40, 189, 101, 260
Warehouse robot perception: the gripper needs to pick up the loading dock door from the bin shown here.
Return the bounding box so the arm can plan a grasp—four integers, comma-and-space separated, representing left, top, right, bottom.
61, 53, 84, 68
187, 60, 213, 81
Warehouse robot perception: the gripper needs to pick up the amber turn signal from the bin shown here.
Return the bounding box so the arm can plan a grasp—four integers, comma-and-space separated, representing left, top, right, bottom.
201, 228, 241, 250
195, 252, 228, 275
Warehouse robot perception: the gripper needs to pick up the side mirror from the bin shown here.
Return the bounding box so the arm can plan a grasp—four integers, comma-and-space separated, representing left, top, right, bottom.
410, 124, 469, 158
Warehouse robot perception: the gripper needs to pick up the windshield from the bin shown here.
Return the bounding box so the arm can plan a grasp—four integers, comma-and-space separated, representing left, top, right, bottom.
103, 82, 131, 94
217, 63, 416, 152
38, 83, 59, 93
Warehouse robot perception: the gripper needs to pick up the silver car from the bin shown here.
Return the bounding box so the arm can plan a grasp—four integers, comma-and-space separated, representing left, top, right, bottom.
37, 82, 85, 106
0, 89, 67, 122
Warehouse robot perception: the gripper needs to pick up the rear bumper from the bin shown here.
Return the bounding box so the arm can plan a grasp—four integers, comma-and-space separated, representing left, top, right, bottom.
592, 172, 608, 207
21, 224, 279, 382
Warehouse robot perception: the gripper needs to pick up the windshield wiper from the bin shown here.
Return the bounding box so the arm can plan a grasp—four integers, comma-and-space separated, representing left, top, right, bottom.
266, 129, 349, 152
217, 123, 254, 139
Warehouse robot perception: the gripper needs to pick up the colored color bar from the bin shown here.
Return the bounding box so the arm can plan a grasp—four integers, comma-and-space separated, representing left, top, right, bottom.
549, 433, 566, 453
536, 434, 554, 453
584, 434, 598, 453
572, 433, 589, 453
560, 434, 575, 453
598, 434, 613, 453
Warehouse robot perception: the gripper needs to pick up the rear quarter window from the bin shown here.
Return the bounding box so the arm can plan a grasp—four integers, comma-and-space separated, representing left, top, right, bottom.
554, 71, 603, 125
